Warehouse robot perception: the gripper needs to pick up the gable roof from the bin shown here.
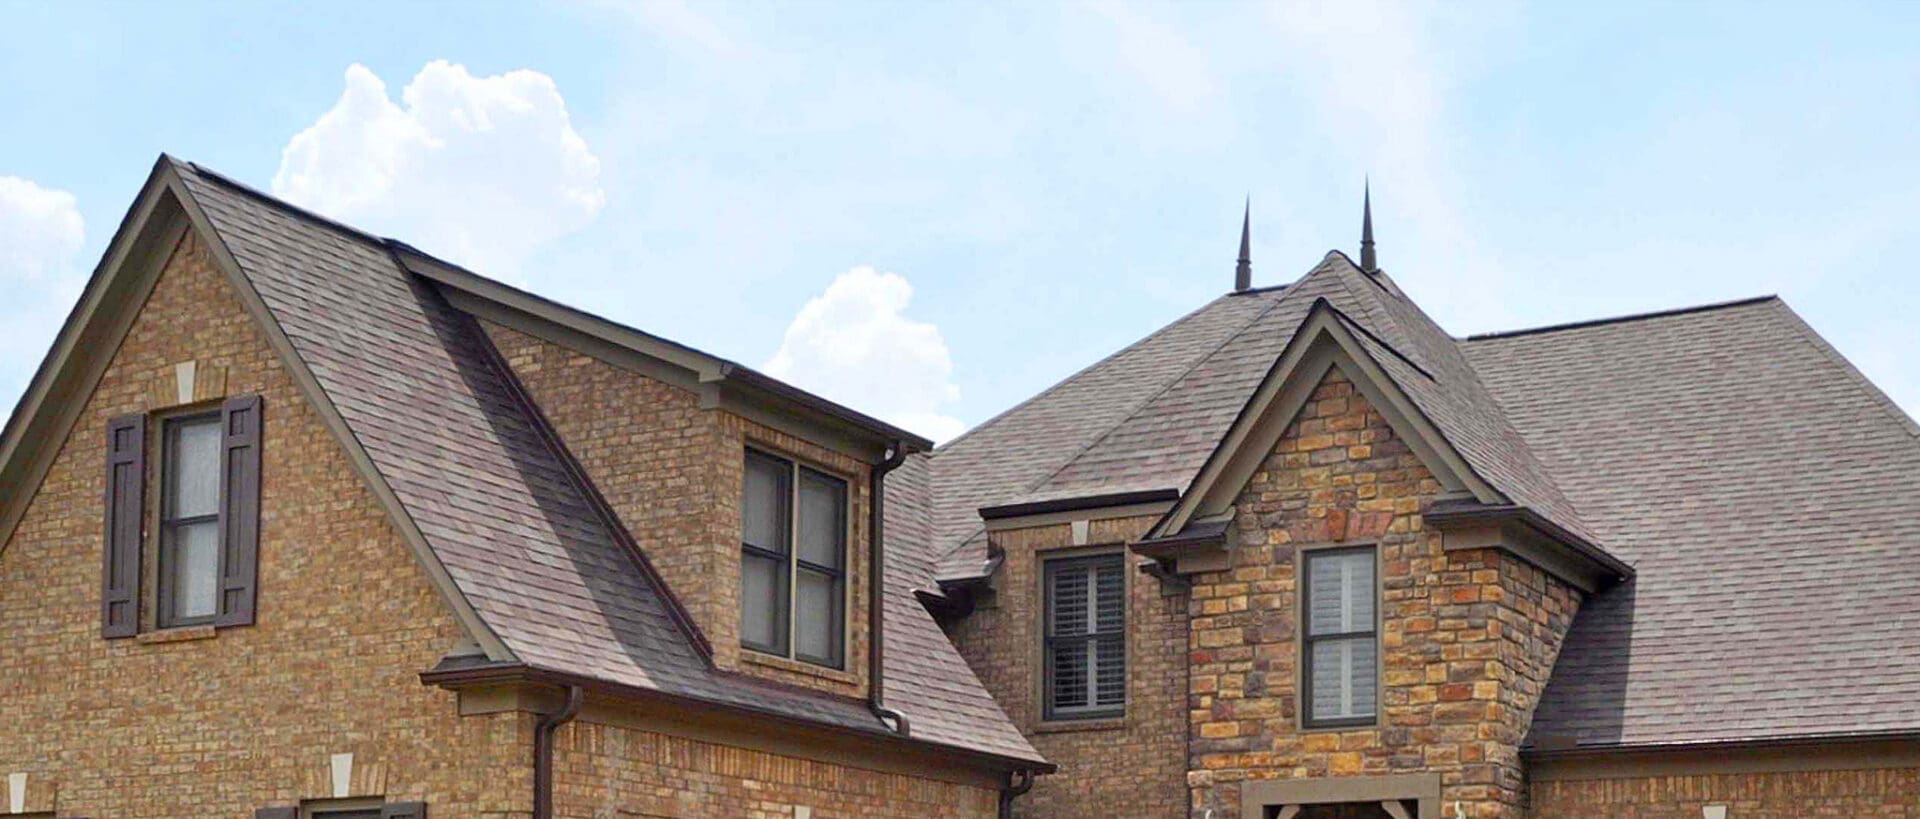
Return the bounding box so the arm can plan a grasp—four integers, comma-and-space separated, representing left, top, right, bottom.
1467, 298, 1920, 750
930, 251, 1609, 581
0, 156, 1041, 769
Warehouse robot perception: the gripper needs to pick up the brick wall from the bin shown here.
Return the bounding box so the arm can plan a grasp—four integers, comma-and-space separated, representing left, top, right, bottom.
1531, 768, 1920, 817
1186, 369, 1581, 818
481, 322, 873, 698
0, 230, 530, 817
552, 719, 999, 817
947, 515, 1190, 818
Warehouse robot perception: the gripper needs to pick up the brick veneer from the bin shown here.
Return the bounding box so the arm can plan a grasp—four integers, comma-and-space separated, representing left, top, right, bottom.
482, 321, 873, 697
1531, 768, 1920, 817
0, 231, 531, 816
948, 514, 1190, 818
552, 719, 998, 817
0, 228, 986, 817
1186, 369, 1581, 818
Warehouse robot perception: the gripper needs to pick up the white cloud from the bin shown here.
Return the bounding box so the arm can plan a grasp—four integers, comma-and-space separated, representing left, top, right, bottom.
273, 61, 604, 277
0, 176, 86, 415
764, 267, 966, 444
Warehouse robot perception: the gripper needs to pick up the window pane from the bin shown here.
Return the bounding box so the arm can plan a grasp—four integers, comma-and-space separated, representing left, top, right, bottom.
742, 453, 790, 553
169, 520, 220, 620
1094, 633, 1126, 707
1048, 564, 1090, 637
1094, 561, 1125, 632
1307, 550, 1374, 636
1310, 636, 1377, 722
167, 417, 221, 519
1050, 640, 1089, 711
797, 469, 846, 569
795, 568, 842, 665
740, 552, 789, 654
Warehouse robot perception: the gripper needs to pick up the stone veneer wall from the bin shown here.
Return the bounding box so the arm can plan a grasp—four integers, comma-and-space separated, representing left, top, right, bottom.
0, 230, 530, 816
482, 322, 873, 698
552, 719, 1000, 817
946, 514, 1190, 818
1530, 767, 1920, 817
1186, 369, 1581, 818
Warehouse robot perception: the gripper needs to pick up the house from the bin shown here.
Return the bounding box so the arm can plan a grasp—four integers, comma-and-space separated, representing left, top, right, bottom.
0, 156, 1914, 818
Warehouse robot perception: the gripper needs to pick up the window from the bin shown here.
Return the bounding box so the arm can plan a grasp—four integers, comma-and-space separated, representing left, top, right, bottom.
159, 413, 222, 626
1303, 546, 1378, 728
739, 449, 847, 668
101, 395, 262, 638
1042, 553, 1126, 720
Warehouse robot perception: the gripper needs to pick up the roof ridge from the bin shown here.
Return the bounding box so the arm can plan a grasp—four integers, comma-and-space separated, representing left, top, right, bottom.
933, 287, 1293, 567
174, 158, 394, 249
1466, 295, 1781, 341
934, 288, 1280, 454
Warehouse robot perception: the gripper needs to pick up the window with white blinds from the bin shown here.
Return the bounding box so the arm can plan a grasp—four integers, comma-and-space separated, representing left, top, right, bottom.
1043, 553, 1126, 720
1303, 547, 1378, 727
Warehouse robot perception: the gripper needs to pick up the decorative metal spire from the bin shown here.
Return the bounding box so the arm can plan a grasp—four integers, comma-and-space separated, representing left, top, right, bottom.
1234, 198, 1253, 292
1360, 180, 1378, 274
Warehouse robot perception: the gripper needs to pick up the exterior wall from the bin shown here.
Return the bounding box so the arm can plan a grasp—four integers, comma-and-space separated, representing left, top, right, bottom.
0, 230, 529, 817
481, 322, 873, 698
1531, 767, 1920, 817
1187, 369, 1581, 818
948, 514, 1189, 818
552, 718, 1000, 818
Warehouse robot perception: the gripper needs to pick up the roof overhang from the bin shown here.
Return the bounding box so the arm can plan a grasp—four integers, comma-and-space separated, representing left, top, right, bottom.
1423, 499, 1632, 592
420, 657, 1055, 776
391, 245, 931, 464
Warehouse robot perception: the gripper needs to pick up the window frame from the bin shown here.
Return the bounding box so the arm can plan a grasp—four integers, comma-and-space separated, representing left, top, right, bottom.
155, 409, 224, 629
1040, 550, 1128, 722
1299, 543, 1382, 730
739, 447, 851, 670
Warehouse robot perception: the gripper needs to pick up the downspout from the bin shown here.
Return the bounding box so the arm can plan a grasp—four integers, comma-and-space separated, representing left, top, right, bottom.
869, 443, 911, 735
533, 684, 584, 819
999, 768, 1035, 819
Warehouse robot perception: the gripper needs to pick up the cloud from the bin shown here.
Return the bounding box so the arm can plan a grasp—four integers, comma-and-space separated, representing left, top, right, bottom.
764, 267, 966, 444
273, 61, 604, 277
0, 176, 86, 415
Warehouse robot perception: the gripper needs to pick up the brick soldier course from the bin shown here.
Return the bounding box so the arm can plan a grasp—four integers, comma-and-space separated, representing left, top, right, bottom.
2, 156, 1918, 816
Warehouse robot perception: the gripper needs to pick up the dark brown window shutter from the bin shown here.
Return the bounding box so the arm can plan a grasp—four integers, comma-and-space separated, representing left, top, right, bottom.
381, 802, 427, 819
101, 413, 145, 638
254, 807, 298, 819
215, 394, 263, 627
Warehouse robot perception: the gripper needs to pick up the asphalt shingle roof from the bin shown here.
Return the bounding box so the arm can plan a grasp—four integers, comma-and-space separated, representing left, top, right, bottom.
1466, 298, 1920, 748
172, 160, 1042, 766
920, 250, 1920, 749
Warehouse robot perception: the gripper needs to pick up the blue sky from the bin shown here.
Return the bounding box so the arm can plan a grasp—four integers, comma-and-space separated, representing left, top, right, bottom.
3, 1, 1917, 442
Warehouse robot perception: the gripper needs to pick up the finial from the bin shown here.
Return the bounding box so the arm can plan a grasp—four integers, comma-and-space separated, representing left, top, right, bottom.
1360, 179, 1378, 274
1234, 197, 1253, 292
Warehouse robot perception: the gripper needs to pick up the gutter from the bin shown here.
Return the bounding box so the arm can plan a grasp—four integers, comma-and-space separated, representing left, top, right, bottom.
420, 661, 1056, 776
532, 684, 584, 819
869, 443, 911, 735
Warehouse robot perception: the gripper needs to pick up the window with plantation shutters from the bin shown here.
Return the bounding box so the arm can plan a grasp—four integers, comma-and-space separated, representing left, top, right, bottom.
1043, 553, 1126, 720
1303, 547, 1378, 728
739, 448, 848, 669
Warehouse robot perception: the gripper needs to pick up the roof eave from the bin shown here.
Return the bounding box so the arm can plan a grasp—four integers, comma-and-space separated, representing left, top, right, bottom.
419, 659, 1054, 774
1424, 500, 1633, 583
